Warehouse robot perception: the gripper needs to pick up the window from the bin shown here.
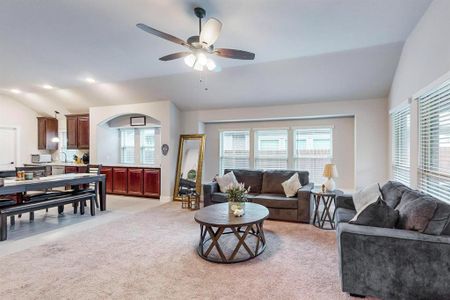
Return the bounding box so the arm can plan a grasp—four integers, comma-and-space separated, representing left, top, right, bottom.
219, 130, 250, 174
120, 129, 135, 164
254, 129, 288, 169
418, 81, 450, 202
58, 131, 77, 161
140, 129, 156, 165
391, 106, 410, 186
293, 128, 333, 184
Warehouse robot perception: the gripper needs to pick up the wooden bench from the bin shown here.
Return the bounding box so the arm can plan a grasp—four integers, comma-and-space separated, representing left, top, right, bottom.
0, 192, 96, 241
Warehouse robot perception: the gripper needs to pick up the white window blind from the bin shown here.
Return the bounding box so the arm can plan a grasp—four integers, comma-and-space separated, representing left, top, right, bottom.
120, 129, 135, 164
293, 128, 333, 184
391, 106, 411, 186
254, 129, 288, 170
140, 128, 156, 165
418, 81, 450, 203
220, 130, 250, 174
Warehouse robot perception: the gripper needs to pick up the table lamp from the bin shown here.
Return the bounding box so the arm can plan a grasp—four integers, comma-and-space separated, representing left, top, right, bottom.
323, 164, 339, 191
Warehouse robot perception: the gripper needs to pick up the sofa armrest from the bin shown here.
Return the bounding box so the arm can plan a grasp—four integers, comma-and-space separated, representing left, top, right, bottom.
335, 194, 355, 210
337, 223, 450, 299
297, 183, 313, 223
203, 182, 219, 207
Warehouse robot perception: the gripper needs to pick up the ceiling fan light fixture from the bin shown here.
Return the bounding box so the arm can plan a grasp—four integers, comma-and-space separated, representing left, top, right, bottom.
196, 53, 208, 66
193, 61, 204, 71
206, 58, 216, 71
200, 18, 222, 46
184, 54, 196, 67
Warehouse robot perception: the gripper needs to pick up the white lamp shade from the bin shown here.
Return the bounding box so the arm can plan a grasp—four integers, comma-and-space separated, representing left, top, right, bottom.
206, 58, 216, 71
200, 18, 222, 46
323, 164, 338, 178
184, 54, 196, 67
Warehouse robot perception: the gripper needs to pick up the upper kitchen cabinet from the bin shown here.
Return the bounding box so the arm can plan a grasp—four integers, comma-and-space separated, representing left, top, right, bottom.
37, 117, 58, 150
66, 114, 90, 149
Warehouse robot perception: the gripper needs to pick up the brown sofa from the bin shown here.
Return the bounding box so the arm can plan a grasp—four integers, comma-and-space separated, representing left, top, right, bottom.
203, 169, 313, 223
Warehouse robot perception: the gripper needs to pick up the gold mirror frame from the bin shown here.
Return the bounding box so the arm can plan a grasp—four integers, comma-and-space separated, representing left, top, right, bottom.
173, 134, 206, 201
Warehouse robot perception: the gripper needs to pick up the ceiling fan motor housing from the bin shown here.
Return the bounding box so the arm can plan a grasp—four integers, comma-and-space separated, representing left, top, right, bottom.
194, 7, 206, 19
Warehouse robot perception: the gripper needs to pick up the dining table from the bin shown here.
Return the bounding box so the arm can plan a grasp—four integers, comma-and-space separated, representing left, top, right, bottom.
0, 173, 107, 211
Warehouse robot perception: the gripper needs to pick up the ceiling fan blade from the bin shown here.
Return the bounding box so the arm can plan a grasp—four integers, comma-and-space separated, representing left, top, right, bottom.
159, 52, 192, 61
136, 23, 188, 47
200, 18, 222, 46
214, 48, 255, 60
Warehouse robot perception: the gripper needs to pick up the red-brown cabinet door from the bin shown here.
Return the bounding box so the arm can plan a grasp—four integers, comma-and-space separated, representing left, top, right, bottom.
65, 166, 78, 174
143, 169, 160, 198
127, 168, 144, 196
113, 168, 128, 194
100, 167, 113, 193
77, 115, 90, 149
37, 118, 47, 150
66, 116, 78, 149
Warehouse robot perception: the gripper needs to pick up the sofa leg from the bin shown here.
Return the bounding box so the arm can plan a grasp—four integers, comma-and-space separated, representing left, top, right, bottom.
350, 293, 366, 298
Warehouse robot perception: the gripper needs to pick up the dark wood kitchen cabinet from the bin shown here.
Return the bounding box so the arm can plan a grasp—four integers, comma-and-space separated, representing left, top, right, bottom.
37, 117, 58, 150
101, 166, 160, 199
127, 168, 144, 196
143, 169, 160, 198
112, 168, 128, 195
66, 114, 89, 149
100, 167, 113, 193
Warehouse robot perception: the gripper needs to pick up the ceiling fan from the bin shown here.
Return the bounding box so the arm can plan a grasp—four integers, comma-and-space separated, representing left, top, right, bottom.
136, 7, 255, 71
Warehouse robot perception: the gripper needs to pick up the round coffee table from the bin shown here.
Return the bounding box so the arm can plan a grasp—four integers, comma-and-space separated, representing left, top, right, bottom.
194, 202, 269, 263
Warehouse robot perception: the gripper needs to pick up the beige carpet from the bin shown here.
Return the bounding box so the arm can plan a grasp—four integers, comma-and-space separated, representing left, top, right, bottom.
0, 203, 359, 299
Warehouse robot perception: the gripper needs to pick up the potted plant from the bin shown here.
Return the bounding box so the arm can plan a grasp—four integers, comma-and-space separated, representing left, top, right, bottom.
225, 183, 250, 216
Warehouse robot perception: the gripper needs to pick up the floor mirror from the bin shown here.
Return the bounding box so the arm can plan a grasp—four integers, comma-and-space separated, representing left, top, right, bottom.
173, 134, 206, 201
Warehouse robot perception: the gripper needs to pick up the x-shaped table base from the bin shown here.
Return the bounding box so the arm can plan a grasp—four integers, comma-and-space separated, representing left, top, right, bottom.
197, 222, 267, 263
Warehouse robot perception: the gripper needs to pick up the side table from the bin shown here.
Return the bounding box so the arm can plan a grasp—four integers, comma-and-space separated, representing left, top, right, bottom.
311, 189, 343, 230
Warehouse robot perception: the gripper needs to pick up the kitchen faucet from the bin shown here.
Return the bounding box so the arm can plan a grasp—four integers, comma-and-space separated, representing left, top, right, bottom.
60, 151, 67, 163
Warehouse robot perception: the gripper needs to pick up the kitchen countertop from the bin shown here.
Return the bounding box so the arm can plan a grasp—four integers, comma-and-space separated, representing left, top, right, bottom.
101, 164, 161, 169
26, 162, 88, 167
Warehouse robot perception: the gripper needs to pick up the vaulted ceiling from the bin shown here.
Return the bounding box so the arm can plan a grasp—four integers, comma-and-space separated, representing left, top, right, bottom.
0, 0, 431, 114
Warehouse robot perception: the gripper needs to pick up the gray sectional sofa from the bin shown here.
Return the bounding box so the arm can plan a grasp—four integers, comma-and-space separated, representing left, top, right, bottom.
203, 169, 313, 223
335, 181, 450, 299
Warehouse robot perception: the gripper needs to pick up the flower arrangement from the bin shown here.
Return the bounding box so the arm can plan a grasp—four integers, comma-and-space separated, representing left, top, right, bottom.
225, 183, 250, 216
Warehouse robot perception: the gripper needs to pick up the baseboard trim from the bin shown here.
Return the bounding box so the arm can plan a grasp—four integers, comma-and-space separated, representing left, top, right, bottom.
160, 196, 172, 203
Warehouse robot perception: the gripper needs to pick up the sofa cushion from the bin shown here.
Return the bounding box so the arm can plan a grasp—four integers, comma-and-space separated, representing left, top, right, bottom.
335, 208, 356, 224
225, 169, 263, 194
253, 194, 298, 209
396, 191, 437, 233
350, 198, 399, 228
281, 173, 302, 197
211, 192, 228, 203
381, 181, 411, 208
261, 170, 309, 194
216, 171, 238, 193
211, 193, 256, 204
352, 183, 382, 214
423, 196, 450, 235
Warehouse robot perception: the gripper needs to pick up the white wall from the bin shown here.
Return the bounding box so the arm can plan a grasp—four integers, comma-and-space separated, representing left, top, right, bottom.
389, 0, 450, 188
0, 95, 41, 166
182, 97, 388, 189
90, 101, 180, 201
204, 117, 355, 189
389, 0, 450, 110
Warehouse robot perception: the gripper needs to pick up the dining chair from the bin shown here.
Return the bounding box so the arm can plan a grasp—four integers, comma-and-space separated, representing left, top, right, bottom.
16, 166, 50, 220
0, 172, 18, 225
74, 164, 102, 214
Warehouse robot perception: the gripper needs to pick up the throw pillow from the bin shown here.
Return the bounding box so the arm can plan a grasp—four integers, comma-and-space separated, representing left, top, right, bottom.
350, 197, 399, 228
215, 171, 238, 193
423, 198, 450, 235
396, 191, 437, 233
352, 183, 382, 214
281, 173, 302, 197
